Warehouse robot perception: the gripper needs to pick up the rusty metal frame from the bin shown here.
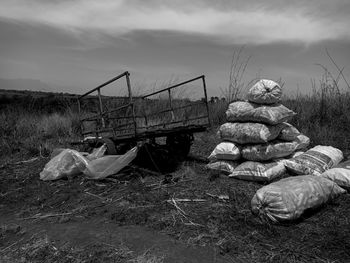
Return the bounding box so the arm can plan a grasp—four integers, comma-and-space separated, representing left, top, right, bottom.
77, 72, 211, 142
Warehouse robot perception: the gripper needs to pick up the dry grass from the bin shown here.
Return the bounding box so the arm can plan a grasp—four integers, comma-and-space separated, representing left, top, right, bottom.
0, 109, 81, 159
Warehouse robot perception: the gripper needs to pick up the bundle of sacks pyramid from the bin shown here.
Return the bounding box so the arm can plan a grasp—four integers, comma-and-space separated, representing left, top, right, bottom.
207, 79, 310, 181
206, 79, 349, 223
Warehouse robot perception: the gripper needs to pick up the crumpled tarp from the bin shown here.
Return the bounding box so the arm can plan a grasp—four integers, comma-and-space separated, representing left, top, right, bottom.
40, 146, 138, 181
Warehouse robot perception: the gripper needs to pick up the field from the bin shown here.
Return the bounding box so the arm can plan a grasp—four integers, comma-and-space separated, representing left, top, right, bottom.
1, 85, 350, 262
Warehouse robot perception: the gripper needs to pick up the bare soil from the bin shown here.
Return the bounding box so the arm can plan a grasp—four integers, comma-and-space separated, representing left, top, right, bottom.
1, 132, 350, 262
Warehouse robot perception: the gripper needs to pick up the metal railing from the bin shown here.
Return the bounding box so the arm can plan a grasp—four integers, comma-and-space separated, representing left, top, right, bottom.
77, 72, 210, 140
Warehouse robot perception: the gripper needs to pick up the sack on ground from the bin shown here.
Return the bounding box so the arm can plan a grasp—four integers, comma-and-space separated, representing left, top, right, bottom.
230, 161, 286, 182
218, 122, 284, 144
242, 138, 305, 161
247, 79, 282, 104
208, 142, 241, 161
251, 175, 346, 222
278, 123, 300, 141
320, 160, 350, 191
284, 145, 343, 176
226, 101, 296, 125
206, 160, 238, 175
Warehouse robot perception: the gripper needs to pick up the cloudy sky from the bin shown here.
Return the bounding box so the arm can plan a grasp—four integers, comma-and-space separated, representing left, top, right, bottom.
0, 0, 350, 97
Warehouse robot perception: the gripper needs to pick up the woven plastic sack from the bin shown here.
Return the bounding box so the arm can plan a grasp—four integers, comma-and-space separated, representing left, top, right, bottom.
229, 161, 286, 182
247, 79, 282, 104
284, 145, 343, 176
206, 160, 238, 175
218, 122, 284, 144
251, 175, 346, 222
294, 134, 310, 150
226, 101, 296, 125
320, 160, 350, 191
241, 135, 309, 161
278, 123, 300, 141
208, 142, 241, 161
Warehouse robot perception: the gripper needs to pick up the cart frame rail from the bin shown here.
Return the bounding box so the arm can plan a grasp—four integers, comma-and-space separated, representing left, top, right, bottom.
77, 71, 211, 143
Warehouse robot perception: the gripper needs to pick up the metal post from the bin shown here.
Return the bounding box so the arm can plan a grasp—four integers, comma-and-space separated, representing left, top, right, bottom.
126, 72, 137, 137
168, 89, 175, 121
77, 97, 84, 138
202, 76, 211, 127
97, 88, 105, 128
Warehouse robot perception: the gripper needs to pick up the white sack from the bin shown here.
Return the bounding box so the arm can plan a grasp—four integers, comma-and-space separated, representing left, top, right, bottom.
320, 160, 350, 191
251, 175, 346, 222
242, 135, 309, 161
284, 145, 343, 176
208, 142, 241, 161
247, 79, 282, 104
226, 101, 296, 125
278, 123, 300, 141
218, 122, 284, 144
230, 161, 286, 182
206, 160, 238, 174
294, 134, 310, 150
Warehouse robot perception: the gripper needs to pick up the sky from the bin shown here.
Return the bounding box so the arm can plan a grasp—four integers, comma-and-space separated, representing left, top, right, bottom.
0, 0, 350, 97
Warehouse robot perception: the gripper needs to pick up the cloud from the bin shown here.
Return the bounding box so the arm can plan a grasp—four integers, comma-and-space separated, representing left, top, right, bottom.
0, 0, 350, 45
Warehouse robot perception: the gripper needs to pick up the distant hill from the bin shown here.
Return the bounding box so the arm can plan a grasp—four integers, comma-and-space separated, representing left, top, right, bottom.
0, 78, 55, 92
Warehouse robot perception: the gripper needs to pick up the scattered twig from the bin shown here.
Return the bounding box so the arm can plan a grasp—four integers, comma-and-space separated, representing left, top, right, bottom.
151, 179, 193, 191
206, 193, 230, 202
166, 198, 206, 202
20, 212, 72, 220
84, 191, 112, 203
1, 237, 25, 253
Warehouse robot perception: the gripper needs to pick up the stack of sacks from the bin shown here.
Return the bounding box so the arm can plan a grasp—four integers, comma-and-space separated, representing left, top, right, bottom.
207, 79, 310, 182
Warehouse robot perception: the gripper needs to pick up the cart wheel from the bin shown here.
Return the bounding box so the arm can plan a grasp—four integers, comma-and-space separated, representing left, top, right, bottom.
166, 133, 193, 157
94, 138, 117, 155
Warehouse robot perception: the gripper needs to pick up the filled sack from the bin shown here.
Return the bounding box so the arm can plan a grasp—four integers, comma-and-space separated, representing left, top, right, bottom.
218, 122, 284, 144
251, 175, 346, 222
247, 79, 282, 104
278, 123, 300, 141
284, 145, 343, 176
294, 134, 310, 150
226, 101, 296, 125
206, 160, 238, 175
230, 161, 286, 182
208, 142, 241, 161
241, 135, 309, 161
320, 160, 350, 191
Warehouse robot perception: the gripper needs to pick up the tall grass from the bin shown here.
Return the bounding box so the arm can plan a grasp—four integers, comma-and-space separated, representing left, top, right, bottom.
0, 108, 80, 158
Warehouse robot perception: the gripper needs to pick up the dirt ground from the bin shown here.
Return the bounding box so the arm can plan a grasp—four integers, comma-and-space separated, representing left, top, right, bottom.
1, 132, 350, 263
